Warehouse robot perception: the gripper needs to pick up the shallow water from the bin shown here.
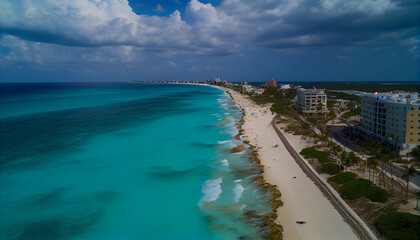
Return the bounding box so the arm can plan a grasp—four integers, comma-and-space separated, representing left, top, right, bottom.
0, 83, 272, 240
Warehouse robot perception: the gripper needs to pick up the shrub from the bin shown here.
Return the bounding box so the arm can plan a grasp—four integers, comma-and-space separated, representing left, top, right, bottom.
338, 178, 389, 203
300, 147, 330, 163
366, 185, 389, 203
339, 179, 371, 200
321, 164, 341, 175
328, 172, 357, 184
375, 212, 420, 240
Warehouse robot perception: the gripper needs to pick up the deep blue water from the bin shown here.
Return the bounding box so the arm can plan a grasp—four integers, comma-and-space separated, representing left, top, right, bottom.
0, 83, 271, 239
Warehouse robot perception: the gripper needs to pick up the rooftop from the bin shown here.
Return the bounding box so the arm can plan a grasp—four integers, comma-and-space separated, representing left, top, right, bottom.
363, 91, 420, 105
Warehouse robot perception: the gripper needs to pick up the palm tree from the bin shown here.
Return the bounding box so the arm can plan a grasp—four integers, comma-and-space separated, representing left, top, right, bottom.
389, 151, 400, 194
410, 146, 420, 167
356, 146, 367, 177
415, 191, 420, 210
402, 165, 417, 202
345, 152, 360, 170
378, 148, 391, 189
339, 151, 347, 170
367, 157, 378, 183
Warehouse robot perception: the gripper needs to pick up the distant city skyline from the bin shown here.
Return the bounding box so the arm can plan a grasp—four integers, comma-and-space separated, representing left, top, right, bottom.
0, 0, 419, 83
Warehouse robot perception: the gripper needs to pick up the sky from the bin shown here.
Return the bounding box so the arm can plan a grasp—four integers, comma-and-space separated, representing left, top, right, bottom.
0, 0, 419, 83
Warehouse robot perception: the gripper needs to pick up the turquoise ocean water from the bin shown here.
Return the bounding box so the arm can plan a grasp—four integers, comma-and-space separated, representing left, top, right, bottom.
0, 83, 272, 240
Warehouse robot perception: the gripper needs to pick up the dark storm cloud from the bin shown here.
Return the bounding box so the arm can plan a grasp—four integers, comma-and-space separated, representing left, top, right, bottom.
251, 0, 420, 49
1, 0, 418, 54
0, 0, 418, 82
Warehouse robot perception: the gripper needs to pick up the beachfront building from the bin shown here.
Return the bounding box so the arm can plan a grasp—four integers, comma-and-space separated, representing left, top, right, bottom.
280, 84, 291, 90
241, 84, 255, 94
240, 83, 265, 95
295, 87, 328, 113
358, 92, 420, 151
267, 79, 277, 87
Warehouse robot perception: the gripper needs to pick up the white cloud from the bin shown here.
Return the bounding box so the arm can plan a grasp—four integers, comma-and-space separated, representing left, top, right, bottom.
152, 4, 164, 12
168, 61, 177, 67
0, 0, 417, 68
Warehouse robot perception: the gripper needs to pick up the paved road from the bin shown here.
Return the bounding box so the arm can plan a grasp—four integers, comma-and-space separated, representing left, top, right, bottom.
330, 126, 420, 187
330, 126, 358, 151
272, 118, 375, 240
380, 162, 420, 187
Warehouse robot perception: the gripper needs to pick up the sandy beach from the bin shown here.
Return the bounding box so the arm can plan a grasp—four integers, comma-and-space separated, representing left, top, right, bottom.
223, 88, 359, 240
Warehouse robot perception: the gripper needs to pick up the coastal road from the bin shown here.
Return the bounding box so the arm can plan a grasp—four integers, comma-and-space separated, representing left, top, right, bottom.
272, 118, 376, 240
330, 126, 420, 187
379, 162, 420, 188
329, 126, 358, 151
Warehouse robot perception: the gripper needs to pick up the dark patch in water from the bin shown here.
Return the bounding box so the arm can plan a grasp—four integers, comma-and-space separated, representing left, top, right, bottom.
32, 188, 67, 206
189, 142, 217, 148
0, 90, 209, 169
1, 190, 118, 240
147, 161, 208, 177
199, 125, 218, 129
13, 211, 102, 240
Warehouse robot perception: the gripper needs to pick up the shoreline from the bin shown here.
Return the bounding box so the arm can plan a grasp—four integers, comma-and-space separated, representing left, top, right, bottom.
220, 86, 360, 240
225, 88, 284, 239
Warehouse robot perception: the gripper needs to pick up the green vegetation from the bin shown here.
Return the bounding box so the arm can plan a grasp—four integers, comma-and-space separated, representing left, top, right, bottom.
271, 102, 297, 118
328, 172, 357, 184
410, 145, 420, 167
326, 111, 336, 119
402, 165, 418, 201
308, 118, 317, 124
252, 87, 294, 104
339, 178, 389, 203
326, 90, 362, 102
375, 212, 420, 240
342, 107, 361, 118
326, 99, 335, 109
321, 163, 341, 175
252, 87, 298, 118
300, 147, 330, 163
285, 122, 313, 136
339, 179, 372, 199
365, 185, 389, 203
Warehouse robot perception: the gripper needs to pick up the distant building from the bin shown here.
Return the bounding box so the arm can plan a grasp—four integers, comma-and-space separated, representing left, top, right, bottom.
240, 83, 265, 95
268, 79, 277, 87
358, 92, 420, 151
279, 84, 291, 90
241, 84, 255, 94
295, 87, 328, 113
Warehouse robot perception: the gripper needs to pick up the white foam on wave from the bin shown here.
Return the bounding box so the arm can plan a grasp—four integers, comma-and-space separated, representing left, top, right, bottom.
220, 159, 230, 171
233, 183, 244, 203
200, 178, 223, 203
217, 140, 236, 148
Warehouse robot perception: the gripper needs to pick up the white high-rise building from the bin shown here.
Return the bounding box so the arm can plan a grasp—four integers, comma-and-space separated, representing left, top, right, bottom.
359, 92, 420, 150
295, 88, 328, 113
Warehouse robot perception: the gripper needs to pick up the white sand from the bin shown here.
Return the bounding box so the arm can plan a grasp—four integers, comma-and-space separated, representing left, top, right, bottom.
223, 88, 359, 240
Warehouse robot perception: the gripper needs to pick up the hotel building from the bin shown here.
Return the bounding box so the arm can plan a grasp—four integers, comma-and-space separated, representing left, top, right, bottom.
295, 88, 328, 113
359, 92, 420, 151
